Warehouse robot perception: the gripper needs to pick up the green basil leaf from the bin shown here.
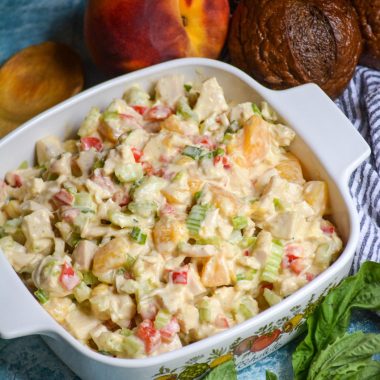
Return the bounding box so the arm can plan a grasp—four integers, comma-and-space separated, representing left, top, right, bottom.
265, 370, 278, 380
308, 332, 380, 380
204, 359, 237, 380
292, 261, 380, 380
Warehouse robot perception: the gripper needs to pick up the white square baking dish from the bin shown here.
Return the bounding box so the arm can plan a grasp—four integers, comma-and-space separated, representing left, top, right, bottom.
0, 58, 370, 380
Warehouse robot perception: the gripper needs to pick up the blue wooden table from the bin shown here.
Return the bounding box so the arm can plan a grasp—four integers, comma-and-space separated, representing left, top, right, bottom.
1, 1, 379, 379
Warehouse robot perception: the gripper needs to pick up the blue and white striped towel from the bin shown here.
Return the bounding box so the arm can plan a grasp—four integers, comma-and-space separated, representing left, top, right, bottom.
337, 66, 380, 272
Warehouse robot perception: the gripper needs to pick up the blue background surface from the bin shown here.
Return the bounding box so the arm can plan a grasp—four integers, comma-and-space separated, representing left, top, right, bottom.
0, 1, 379, 379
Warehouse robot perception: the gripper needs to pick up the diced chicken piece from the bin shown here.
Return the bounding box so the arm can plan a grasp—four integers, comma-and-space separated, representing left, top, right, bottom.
36, 136, 64, 166
252, 230, 272, 265
177, 304, 199, 333
160, 115, 199, 136
187, 264, 207, 297
155, 285, 191, 315
120, 128, 150, 150
272, 123, 296, 147
214, 286, 241, 313
65, 307, 100, 341
155, 75, 185, 108
154, 334, 183, 355
229, 102, 254, 124
76, 150, 98, 176
0, 236, 43, 273
72, 240, 98, 271
194, 78, 228, 121
49, 152, 72, 176
43, 297, 75, 323
161, 172, 192, 206
133, 252, 165, 286
22, 209, 54, 254
267, 211, 307, 240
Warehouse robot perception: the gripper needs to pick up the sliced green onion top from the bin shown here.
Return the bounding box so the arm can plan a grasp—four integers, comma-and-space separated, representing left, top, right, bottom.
34, 288, 49, 304
184, 84, 192, 92
273, 198, 284, 211
252, 103, 262, 116
18, 160, 28, 170
130, 227, 147, 245
82, 271, 98, 286
182, 146, 205, 160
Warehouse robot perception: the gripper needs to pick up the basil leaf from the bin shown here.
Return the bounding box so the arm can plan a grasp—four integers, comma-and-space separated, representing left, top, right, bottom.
344, 360, 380, 380
292, 261, 380, 380
204, 359, 237, 380
308, 332, 380, 380
265, 370, 278, 380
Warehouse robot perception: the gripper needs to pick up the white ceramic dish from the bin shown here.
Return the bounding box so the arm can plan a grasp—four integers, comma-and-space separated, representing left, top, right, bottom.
0, 58, 370, 380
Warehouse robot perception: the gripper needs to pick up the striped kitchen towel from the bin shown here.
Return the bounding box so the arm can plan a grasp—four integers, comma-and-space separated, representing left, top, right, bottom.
336, 66, 380, 272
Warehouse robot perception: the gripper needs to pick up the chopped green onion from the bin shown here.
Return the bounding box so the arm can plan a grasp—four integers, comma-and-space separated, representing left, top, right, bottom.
225, 120, 240, 134
130, 227, 147, 245
184, 84, 192, 92
18, 160, 28, 170
232, 216, 248, 230
213, 148, 225, 157
124, 254, 136, 271
223, 133, 234, 143
67, 232, 81, 248
182, 146, 205, 160
115, 163, 143, 183
260, 240, 284, 283
194, 191, 202, 202
82, 271, 98, 286
74, 192, 96, 213
92, 158, 105, 170
196, 236, 221, 246
63, 182, 77, 195
173, 171, 185, 181
116, 268, 126, 276
273, 198, 284, 211
186, 204, 209, 235
34, 289, 49, 304
252, 103, 262, 116
154, 309, 171, 329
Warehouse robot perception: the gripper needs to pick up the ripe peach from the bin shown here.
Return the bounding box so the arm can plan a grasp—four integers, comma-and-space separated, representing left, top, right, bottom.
84, 0, 230, 74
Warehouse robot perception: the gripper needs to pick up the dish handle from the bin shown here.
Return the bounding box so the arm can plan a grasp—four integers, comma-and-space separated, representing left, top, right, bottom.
0, 252, 58, 339
269, 83, 371, 181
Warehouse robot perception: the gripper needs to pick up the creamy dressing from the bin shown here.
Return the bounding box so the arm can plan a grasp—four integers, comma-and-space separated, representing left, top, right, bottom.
0, 76, 342, 358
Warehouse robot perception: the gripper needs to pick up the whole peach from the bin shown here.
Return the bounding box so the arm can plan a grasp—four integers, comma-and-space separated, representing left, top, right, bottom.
84, 0, 230, 74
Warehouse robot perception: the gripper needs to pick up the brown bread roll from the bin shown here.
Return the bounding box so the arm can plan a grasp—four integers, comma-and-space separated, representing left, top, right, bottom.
228, 0, 362, 99
352, 0, 380, 70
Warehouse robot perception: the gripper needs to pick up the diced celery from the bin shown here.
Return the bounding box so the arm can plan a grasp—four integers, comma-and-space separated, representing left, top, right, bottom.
123, 335, 145, 357
186, 204, 208, 235
74, 282, 91, 303
260, 240, 284, 283
251, 103, 262, 116
223, 133, 234, 143
315, 243, 332, 267
198, 300, 212, 323
115, 163, 143, 184
236, 269, 257, 282
109, 211, 139, 228
263, 288, 283, 306
196, 236, 221, 246
130, 227, 147, 245
120, 328, 133, 337
78, 107, 101, 137
177, 97, 197, 120
213, 147, 225, 157
194, 191, 202, 202
67, 232, 81, 248
123, 85, 151, 106
229, 229, 243, 244
34, 289, 49, 304
124, 254, 137, 271
3, 217, 22, 235
239, 236, 257, 249
154, 309, 171, 329
273, 198, 284, 211
92, 158, 105, 170
232, 216, 248, 230
236, 296, 257, 319
128, 201, 158, 218
74, 193, 96, 213
18, 160, 28, 170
